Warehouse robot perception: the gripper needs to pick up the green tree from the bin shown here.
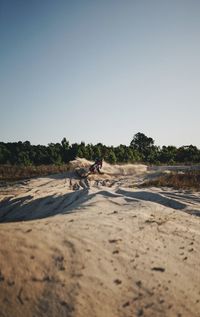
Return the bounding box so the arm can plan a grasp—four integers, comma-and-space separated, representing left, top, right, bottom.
159, 146, 177, 164
176, 145, 200, 163
48, 143, 62, 165
61, 138, 70, 163
107, 149, 117, 164
114, 145, 126, 163
0, 143, 11, 164
130, 132, 155, 161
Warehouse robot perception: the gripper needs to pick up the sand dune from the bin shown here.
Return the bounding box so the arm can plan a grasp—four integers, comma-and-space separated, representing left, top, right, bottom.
0, 160, 200, 316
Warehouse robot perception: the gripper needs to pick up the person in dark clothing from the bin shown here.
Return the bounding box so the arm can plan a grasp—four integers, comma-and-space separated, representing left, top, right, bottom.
89, 158, 103, 174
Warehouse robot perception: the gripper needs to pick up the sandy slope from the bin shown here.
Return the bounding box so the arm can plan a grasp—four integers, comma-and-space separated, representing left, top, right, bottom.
0, 160, 200, 317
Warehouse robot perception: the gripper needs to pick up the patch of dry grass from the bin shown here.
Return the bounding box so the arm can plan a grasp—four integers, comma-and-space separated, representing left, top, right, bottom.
142, 171, 200, 191
0, 164, 70, 182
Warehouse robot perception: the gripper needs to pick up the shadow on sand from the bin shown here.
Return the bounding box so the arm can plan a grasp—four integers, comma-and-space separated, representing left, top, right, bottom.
116, 189, 187, 209
1, 186, 200, 223
116, 189, 200, 217
0, 189, 89, 223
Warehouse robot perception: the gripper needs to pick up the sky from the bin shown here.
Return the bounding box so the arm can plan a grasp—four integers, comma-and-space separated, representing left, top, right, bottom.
1, 0, 200, 147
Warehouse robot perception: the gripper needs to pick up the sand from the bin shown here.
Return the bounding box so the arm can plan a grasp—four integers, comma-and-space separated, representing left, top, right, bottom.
0, 159, 200, 317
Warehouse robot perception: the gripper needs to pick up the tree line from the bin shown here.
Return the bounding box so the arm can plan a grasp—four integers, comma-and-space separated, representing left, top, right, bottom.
0, 133, 200, 166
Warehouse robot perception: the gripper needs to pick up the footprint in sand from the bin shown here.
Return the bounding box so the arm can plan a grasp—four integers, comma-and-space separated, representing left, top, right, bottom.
0, 271, 4, 282
151, 267, 165, 272
17, 287, 24, 305
7, 279, 15, 286
53, 255, 65, 271
135, 280, 142, 287
137, 308, 144, 316
25, 229, 32, 233
109, 239, 122, 243
108, 211, 118, 215
112, 250, 119, 254
114, 279, 122, 285
122, 301, 130, 308
60, 301, 74, 313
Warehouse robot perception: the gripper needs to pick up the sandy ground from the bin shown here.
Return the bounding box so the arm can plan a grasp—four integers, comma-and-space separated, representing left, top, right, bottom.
0, 159, 200, 317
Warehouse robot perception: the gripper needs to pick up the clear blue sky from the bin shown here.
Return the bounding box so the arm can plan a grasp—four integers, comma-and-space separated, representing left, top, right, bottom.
1, 0, 200, 147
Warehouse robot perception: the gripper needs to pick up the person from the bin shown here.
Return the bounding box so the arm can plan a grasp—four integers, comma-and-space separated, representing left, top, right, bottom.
89, 158, 103, 174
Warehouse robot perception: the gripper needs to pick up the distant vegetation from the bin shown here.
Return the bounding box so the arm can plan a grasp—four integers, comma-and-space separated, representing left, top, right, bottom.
141, 171, 200, 191
1, 133, 200, 167
0, 164, 70, 182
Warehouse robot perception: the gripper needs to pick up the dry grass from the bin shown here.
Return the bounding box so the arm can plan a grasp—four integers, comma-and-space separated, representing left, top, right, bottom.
0, 164, 70, 182
142, 171, 200, 190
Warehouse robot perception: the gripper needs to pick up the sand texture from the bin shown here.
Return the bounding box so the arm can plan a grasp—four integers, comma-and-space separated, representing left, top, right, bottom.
0, 159, 200, 317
